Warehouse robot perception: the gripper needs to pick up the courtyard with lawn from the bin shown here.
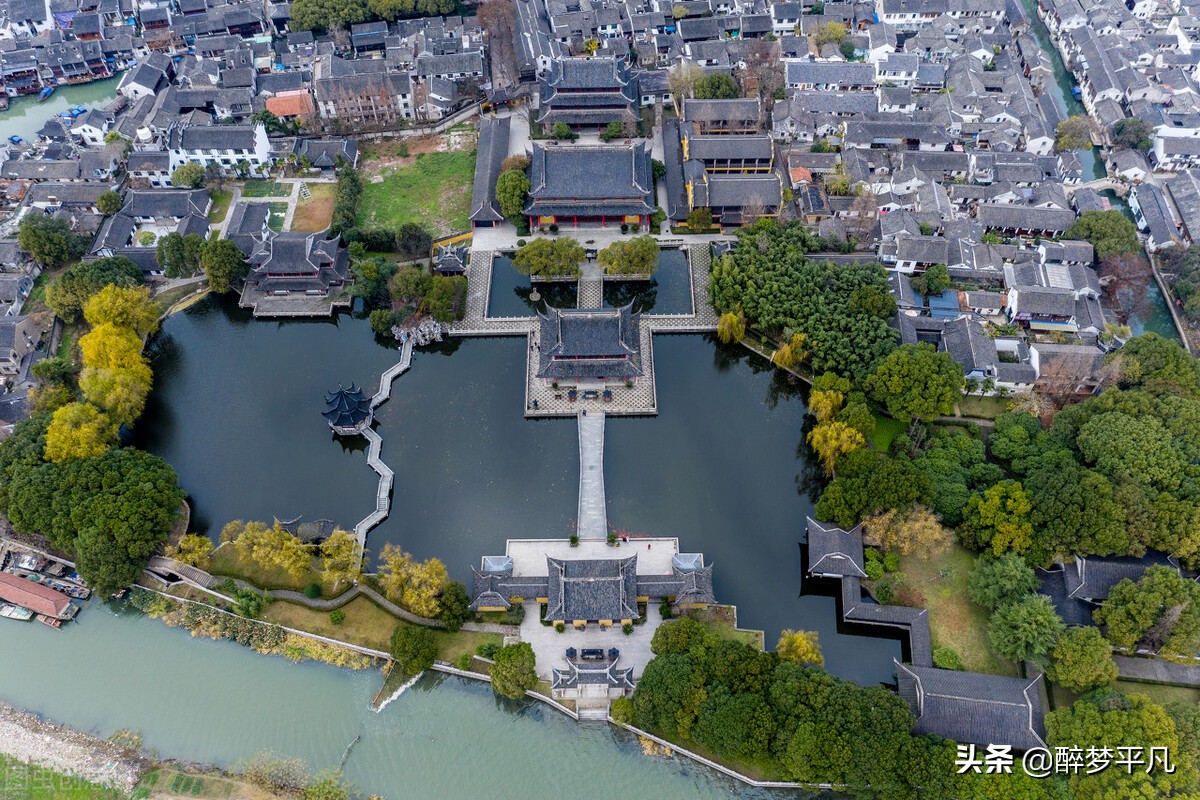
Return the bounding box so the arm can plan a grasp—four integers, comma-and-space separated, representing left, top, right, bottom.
291, 182, 336, 232
357, 149, 475, 236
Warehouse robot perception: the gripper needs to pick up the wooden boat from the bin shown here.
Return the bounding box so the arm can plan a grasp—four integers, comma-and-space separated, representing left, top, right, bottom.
35, 614, 62, 628
37, 86, 54, 102
0, 602, 32, 621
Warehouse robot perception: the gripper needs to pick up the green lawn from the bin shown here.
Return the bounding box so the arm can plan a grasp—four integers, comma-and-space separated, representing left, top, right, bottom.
240, 180, 290, 198
206, 189, 232, 223
900, 543, 1018, 676
0, 755, 125, 799
151, 283, 205, 315
266, 202, 288, 232
207, 544, 341, 597
263, 596, 501, 663
957, 394, 1013, 420
871, 414, 905, 451
357, 150, 476, 236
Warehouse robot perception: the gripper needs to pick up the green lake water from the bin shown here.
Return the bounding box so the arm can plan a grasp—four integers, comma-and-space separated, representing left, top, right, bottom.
0, 78, 120, 142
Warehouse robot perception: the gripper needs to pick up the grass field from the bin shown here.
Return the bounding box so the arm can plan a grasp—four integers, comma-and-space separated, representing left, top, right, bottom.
266, 202, 288, 232
901, 543, 1018, 676
262, 596, 501, 663
0, 755, 125, 800
291, 182, 335, 232
152, 283, 205, 315
207, 189, 233, 223
683, 605, 765, 650
357, 150, 475, 236
241, 180, 290, 198
957, 394, 1013, 420
208, 545, 340, 597
871, 415, 905, 451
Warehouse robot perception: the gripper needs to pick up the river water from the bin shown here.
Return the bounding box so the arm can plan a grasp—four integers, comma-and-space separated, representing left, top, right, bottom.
0, 78, 120, 143
0, 604, 806, 799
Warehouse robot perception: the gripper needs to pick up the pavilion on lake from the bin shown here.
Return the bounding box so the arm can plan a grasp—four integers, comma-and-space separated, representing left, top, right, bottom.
323, 383, 372, 435
536, 304, 643, 387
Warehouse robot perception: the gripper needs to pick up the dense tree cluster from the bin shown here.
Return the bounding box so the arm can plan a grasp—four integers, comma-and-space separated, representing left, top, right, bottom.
155, 232, 206, 278
631, 617, 1056, 798
331, 158, 363, 235
598, 236, 658, 276
45, 256, 142, 323
199, 239, 248, 294
389, 624, 438, 674
708, 220, 897, 379
1094, 566, 1200, 659
692, 72, 739, 100
495, 169, 530, 220
512, 237, 585, 277
490, 642, 537, 700
865, 343, 963, 423
814, 449, 933, 528
1047, 692, 1199, 800
170, 162, 206, 189
985, 372, 1200, 565
0, 415, 184, 596
1065, 210, 1140, 260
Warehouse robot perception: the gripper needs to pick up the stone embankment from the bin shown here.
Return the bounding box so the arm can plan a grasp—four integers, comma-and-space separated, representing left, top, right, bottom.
0, 702, 144, 792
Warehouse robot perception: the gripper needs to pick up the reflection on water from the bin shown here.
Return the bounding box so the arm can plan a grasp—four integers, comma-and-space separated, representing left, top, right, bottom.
487, 256, 578, 317
135, 296, 902, 686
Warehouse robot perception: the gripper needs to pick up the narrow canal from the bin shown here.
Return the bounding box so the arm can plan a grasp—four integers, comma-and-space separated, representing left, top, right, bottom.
0, 78, 120, 142
1018, 0, 1181, 341
0, 605, 806, 799
133, 296, 902, 685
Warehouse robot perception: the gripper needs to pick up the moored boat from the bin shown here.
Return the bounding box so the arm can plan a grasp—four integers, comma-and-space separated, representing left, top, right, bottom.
0, 602, 32, 621
37, 86, 54, 102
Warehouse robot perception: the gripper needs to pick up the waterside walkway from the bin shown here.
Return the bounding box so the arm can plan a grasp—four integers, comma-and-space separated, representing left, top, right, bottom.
144, 553, 516, 635
576, 411, 607, 538
352, 339, 414, 547
448, 244, 717, 418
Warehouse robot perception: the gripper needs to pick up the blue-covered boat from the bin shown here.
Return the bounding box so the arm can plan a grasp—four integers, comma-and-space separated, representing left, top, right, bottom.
37, 86, 54, 101
8, 136, 22, 144
70, 105, 86, 116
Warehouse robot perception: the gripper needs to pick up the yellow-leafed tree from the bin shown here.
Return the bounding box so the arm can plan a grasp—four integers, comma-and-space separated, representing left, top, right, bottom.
806, 420, 864, 475
377, 544, 449, 619
808, 389, 845, 424
83, 284, 159, 337
320, 529, 364, 588
44, 401, 117, 462
167, 533, 215, 570
79, 323, 146, 371
862, 505, 953, 559
777, 629, 824, 667
79, 363, 152, 426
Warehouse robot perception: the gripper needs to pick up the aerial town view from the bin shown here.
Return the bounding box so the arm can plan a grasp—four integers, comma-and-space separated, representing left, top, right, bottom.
6, 0, 1200, 796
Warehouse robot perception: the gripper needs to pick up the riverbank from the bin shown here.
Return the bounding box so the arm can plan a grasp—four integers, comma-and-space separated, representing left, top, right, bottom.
0, 703, 143, 794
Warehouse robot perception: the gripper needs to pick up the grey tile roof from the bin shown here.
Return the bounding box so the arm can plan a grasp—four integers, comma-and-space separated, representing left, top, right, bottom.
537, 304, 643, 380
977, 204, 1076, 234
806, 517, 867, 578
526, 143, 654, 218
545, 556, 639, 622
896, 662, 1047, 750
469, 116, 509, 224
1062, 553, 1178, 603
